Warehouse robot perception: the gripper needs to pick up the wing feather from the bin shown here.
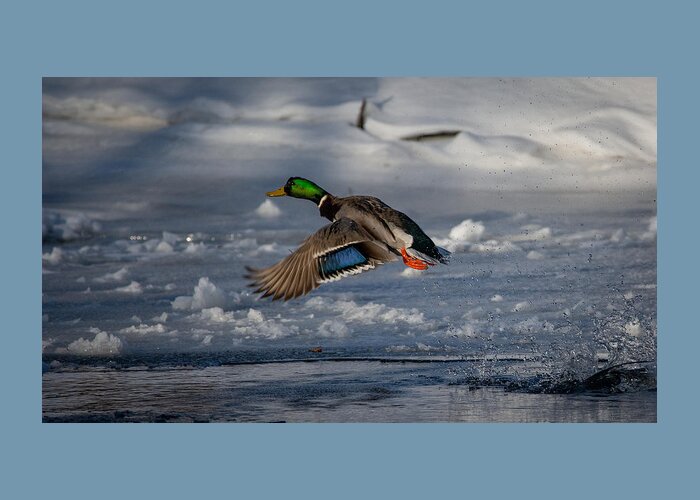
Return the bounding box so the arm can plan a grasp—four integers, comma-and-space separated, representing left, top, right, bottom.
247, 218, 397, 300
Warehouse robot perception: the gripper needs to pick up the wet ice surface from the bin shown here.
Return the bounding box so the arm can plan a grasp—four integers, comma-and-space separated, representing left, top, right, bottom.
42, 78, 656, 422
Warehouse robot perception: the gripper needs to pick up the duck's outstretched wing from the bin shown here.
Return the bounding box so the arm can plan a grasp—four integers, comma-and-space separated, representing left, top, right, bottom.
246, 218, 397, 301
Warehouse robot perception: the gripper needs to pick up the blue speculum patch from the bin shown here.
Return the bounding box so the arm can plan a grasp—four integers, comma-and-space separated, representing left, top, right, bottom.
319, 246, 367, 277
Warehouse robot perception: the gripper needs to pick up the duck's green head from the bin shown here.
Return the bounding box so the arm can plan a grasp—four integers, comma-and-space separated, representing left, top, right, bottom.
266, 177, 328, 204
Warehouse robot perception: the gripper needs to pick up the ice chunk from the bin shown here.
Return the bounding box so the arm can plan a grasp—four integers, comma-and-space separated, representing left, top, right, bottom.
199, 307, 235, 323
641, 216, 657, 241
43, 211, 101, 241
448, 219, 485, 242
172, 277, 226, 311
120, 323, 166, 334
94, 267, 129, 283
114, 281, 143, 294
66, 328, 122, 356
255, 199, 282, 218
318, 319, 350, 337
526, 250, 544, 260
512, 301, 532, 312
42, 247, 64, 265
155, 241, 174, 253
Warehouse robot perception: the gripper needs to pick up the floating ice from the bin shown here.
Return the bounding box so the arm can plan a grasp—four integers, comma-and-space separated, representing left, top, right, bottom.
305, 296, 426, 326
172, 277, 226, 311
247, 308, 265, 324
114, 281, 143, 294
155, 241, 174, 253
194, 307, 294, 339
94, 267, 129, 283
232, 309, 295, 339
448, 219, 485, 242
318, 319, 350, 338
512, 225, 552, 241
490, 294, 504, 302
120, 323, 166, 335
641, 216, 657, 241
161, 231, 180, 245
433, 219, 485, 252
198, 307, 235, 323
42, 247, 63, 265
151, 312, 168, 323
184, 242, 207, 254
512, 301, 533, 313
526, 250, 545, 260
610, 228, 626, 243
470, 240, 522, 253
43, 211, 102, 242
66, 328, 122, 356
400, 267, 423, 278
255, 199, 282, 218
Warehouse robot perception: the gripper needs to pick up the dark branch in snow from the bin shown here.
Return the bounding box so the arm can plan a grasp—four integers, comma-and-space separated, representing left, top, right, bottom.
401, 130, 462, 142
355, 98, 367, 130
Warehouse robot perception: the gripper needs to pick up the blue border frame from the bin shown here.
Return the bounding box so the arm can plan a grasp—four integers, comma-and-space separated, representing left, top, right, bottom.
3, 1, 693, 498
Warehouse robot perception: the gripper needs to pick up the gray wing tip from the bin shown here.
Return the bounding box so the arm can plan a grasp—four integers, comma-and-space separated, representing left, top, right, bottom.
437, 246, 451, 264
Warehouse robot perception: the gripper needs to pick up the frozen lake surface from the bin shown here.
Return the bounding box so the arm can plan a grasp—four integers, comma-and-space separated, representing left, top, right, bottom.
42, 78, 656, 422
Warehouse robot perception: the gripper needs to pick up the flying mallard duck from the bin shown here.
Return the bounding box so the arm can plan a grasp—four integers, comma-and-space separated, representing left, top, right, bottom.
246, 177, 450, 300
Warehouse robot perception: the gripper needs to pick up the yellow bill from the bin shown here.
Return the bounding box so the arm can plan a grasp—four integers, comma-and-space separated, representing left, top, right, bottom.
266, 186, 286, 197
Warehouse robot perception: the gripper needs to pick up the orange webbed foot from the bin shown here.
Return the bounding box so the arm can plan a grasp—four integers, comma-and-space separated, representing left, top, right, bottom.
401, 247, 429, 270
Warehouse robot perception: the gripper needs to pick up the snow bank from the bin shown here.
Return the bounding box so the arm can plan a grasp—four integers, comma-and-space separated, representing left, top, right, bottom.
66, 328, 122, 355
172, 277, 226, 311
43, 95, 167, 130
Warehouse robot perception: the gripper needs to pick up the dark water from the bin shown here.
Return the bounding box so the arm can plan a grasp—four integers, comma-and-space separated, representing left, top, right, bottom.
42, 354, 656, 423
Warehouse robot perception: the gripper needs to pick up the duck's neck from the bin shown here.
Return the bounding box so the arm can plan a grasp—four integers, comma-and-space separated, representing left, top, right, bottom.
318, 194, 338, 221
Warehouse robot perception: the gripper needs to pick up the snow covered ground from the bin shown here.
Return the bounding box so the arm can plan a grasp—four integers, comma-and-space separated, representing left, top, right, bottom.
42, 78, 656, 421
